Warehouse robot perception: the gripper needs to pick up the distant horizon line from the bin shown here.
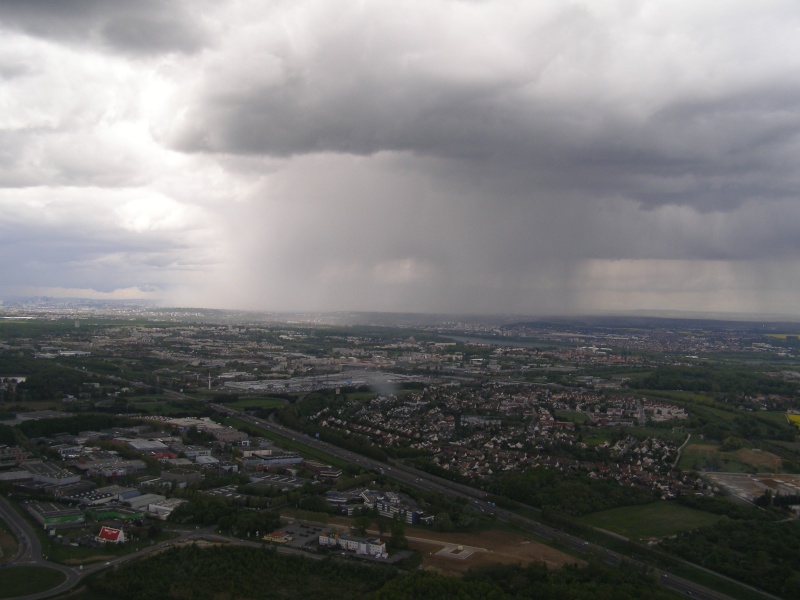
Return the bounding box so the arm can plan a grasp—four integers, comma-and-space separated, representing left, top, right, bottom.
2, 295, 800, 324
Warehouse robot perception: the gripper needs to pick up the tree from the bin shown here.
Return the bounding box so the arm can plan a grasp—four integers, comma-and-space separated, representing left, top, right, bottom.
390, 520, 408, 550
149, 522, 163, 538
353, 516, 371, 536
433, 512, 453, 532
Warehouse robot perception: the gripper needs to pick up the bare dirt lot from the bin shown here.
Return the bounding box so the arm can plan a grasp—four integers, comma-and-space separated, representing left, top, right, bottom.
288, 514, 582, 576
731, 448, 781, 469
685, 443, 717, 453
407, 529, 583, 576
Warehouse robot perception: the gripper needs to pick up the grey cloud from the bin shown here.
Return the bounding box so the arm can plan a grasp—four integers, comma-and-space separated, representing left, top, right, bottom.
5, 0, 800, 316
0, 221, 198, 293
161, 1, 800, 220
0, 130, 154, 189
0, 58, 34, 80
169, 53, 800, 220
0, 0, 210, 55
98, 14, 207, 55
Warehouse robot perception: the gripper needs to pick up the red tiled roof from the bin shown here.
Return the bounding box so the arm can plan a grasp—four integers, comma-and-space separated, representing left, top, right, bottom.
98, 526, 122, 541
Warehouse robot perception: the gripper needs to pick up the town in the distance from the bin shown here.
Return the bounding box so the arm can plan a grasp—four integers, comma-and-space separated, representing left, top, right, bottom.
1, 298, 799, 599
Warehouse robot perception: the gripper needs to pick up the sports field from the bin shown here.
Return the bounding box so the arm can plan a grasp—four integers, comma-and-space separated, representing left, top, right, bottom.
576, 502, 723, 540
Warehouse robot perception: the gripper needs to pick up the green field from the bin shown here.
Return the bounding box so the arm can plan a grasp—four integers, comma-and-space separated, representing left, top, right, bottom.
343, 391, 377, 401
678, 442, 722, 471
625, 425, 689, 443
0, 566, 66, 598
582, 426, 686, 445
757, 411, 792, 425
554, 410, 589, 424
636, 389, 716, 405
127, 398, 206, 415
677, 442, 772, 473
577, 502, 723, 540
226, 398, 287, 410
583, 432, 615, 445
0, 516, 17, 563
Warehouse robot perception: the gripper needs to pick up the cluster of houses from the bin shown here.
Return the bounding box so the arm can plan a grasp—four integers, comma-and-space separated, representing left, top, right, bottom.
306, 383, 690, 495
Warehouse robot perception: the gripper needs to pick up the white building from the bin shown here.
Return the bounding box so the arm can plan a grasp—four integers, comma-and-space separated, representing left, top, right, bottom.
318, 532, 388, 558
148, 498, 187, 520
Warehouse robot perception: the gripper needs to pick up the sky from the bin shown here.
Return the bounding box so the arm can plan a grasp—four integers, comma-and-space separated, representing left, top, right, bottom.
2, 0, 800, 318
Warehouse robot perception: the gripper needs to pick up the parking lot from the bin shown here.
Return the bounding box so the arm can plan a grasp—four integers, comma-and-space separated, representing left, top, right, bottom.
274, 521, 326, 549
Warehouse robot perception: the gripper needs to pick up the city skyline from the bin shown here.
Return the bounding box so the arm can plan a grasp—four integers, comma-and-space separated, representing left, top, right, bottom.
2, 1, 800, 318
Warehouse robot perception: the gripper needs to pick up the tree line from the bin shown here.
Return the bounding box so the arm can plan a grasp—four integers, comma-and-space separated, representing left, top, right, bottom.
87, 544, 673, 600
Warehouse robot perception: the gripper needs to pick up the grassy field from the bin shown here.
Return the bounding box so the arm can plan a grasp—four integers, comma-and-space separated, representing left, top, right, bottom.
678, 442, 781, 473
225, 397, 287, 410
583, 425, 686, 446
554, 410, 589, 424
679, 442, 721, 471
788, 413, 800, 427
576, 502, 723, 540
127, 398, 206, 415
0, 400, 64, 413
0, 517, 17, 565
755, 411, 791, 426
635, 389, 716, 405
770, 439, 800, 452
0, 566, 66, 598
583, 432, 615, 445
343, 392, 377, 401
625, 425, 688, 443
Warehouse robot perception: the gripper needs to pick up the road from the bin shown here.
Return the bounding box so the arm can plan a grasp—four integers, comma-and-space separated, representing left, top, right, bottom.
211, 403, 773, 600
0, 496, 80, 600
0, 397, 771, 600
0, 497, 317, 600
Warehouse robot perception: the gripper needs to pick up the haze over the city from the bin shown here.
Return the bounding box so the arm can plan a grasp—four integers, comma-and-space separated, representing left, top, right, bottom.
2, 1, 800, 318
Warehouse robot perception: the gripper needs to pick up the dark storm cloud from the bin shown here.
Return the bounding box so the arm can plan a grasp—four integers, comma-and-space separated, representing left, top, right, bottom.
175, 83, 800, 211
165, 4, 800, 222
0, 0, 209, 55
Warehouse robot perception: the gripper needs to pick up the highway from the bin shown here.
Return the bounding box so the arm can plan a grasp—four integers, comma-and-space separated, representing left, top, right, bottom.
0, 399, 773, 600
211, 403, 766, 600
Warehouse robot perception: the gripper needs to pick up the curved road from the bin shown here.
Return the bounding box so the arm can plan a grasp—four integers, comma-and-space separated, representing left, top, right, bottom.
0, 496, 80, 600
0, 496, 318, 600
